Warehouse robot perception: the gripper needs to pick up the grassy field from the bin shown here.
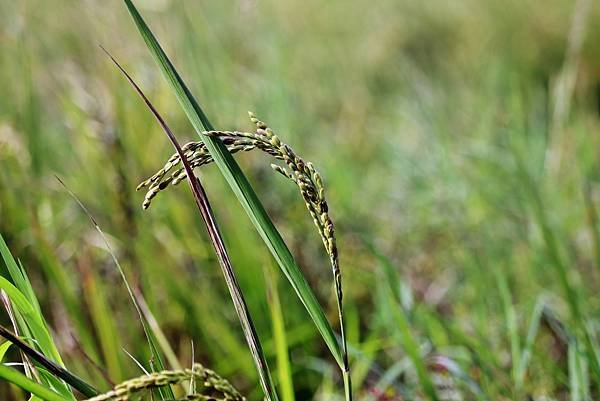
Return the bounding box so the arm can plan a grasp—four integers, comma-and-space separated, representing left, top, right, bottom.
1, 0, 600, 399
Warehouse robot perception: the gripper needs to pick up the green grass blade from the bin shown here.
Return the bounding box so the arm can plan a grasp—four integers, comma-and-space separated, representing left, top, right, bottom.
134, 290, 182, 371
385, 286, 439, 401
569, 342, 589, 401
515, 296, 545, 391
583, 183, 600, 277
0, 235, 63, 365
0, 364, 69, 401
0, 240, 59, 365
80, 265, 123, 381
515, 158, 600, 381
366, 239, 438, 400
494, 269, 520, 393
121, 0, 343, 369
0, 277, 76, 399
0, 340, 12, 362
265, 265, 295, 401
0, 236, 41, 317
0, 325, 98, 398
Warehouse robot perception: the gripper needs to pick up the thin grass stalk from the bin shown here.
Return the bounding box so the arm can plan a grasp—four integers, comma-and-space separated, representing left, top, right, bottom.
103, 49, 279, 401
133, 288, 182, 371
55, 176, 175, 400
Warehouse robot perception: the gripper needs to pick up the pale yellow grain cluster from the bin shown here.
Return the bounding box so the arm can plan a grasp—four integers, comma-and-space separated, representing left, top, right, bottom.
86, 363, 244, 401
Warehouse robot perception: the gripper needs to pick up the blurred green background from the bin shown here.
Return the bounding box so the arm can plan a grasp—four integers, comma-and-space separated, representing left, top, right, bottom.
1, 0, 600, 399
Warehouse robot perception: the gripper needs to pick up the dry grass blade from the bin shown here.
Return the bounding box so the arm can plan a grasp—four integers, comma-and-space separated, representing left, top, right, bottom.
102, 48, 279, 401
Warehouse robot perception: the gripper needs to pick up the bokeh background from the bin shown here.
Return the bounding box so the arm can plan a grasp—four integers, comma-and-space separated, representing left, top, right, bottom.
1, 0, 600, 399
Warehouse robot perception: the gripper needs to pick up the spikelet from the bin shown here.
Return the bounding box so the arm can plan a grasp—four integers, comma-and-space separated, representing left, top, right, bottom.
85, 363, 244, 401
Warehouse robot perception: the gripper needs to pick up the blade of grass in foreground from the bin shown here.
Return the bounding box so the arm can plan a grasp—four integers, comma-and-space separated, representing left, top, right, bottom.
121, 0, 344, 373
103, 49, 279, 401
0, 364, 68, 401
0, 324, 98, 398
0, 234, 91, 399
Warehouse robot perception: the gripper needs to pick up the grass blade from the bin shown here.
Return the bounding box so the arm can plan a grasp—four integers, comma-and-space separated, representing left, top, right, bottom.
515, 296, 545, 391
569, 341, 589, 401
385, 285, 439, 401
121, 0, 344, 372
0, 364, 69, 401
133, 289, 182, 371
0, 340, 12, 362
80, 263, 123, 382
0, 234, 79, 400
0, 324, 98, 398
103, 48, 279, 401
0, 236, 63, 368
265, 264, 295, 401
494, 268, 520, 394
366, 239, 439, 400
515, 157, 600, 381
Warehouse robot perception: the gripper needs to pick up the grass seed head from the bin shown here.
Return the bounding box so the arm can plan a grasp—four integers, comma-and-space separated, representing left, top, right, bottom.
137, 112, 349, 377
137, 113, 340, 275
85, 363, 245, 401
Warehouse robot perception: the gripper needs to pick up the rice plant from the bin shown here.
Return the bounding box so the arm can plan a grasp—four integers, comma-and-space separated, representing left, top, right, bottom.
137, 113, 352, 399
1, 0, 600, 400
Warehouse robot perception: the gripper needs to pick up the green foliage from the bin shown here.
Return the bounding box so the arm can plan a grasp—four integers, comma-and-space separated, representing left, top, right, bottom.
0, 364, 68, 401
0, 234, 77, 400
1, 0, 600, 400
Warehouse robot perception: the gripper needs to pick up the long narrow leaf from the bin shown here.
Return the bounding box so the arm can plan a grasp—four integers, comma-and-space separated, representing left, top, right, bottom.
103, 49, 279, 401
0, 341, 12, 362
0, 235, 64, 367
0, 278, 75, 399
0, 236, 78, 399
265, 265, 295, 401
385, 286, 439, 401
0, 236, 42, 317
515, 296, 546, 390
122, 0, 343, 370
0, 364, 68, 401
0, 324, 98, 398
